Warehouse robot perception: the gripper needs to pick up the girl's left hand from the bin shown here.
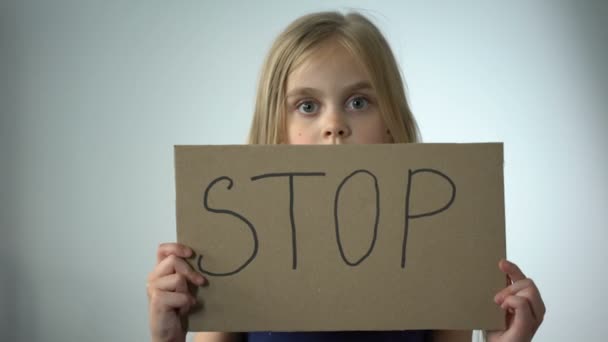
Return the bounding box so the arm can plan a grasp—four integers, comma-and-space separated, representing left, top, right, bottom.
488, 259, 546, 342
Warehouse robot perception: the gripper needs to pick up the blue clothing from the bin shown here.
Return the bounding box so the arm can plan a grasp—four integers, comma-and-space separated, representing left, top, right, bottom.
247, 331, 430, 342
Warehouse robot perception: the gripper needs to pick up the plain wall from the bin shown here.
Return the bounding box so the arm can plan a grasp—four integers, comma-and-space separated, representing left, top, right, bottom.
2, 1, 607, 341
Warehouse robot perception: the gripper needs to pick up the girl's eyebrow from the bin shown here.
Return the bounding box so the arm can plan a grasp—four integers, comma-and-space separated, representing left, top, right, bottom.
286, 87, 322, 98
343, 80, 373, 94
286, 80, 374, 98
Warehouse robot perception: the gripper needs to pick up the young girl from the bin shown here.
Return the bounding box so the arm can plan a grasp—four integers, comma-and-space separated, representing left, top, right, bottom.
146, 11, 545, 342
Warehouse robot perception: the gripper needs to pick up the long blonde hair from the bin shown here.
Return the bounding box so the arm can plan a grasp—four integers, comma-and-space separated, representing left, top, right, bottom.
247, 11, 420, 144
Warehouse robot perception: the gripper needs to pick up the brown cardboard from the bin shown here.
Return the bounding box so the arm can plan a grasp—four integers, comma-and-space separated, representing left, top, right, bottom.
174, 143, 506, 332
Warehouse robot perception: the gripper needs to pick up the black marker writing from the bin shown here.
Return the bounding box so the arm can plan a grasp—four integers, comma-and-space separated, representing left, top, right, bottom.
334, 169, 380, 266
251, 172, 326, 269
198, 176, 258, 276
402, 168, 456, 268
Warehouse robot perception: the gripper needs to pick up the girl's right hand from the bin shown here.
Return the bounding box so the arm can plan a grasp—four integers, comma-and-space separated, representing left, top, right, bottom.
147, 243, 206, 342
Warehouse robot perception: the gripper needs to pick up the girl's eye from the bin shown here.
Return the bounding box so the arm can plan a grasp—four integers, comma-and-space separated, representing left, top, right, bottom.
347, 96, 369, 110
297, 101, 318, 114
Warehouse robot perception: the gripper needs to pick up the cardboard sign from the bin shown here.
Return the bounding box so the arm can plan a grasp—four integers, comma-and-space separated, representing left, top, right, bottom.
175, 143, 506, 332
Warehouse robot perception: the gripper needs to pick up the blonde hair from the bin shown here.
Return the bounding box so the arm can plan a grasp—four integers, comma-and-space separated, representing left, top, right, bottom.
247, 11, 421, 144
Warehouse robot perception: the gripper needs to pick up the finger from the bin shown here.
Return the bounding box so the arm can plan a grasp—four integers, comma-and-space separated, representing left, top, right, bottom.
157, 243, 193, 264
147, 273, 191, 301
148, 254, 205, 286
494, 278, 534, 304
517, 286, 546, 323
149, 289, 196, 314
500, 295, 537, 338
494, 278, 545, 317
499, 259, 526, 283
149, 273, 190, 294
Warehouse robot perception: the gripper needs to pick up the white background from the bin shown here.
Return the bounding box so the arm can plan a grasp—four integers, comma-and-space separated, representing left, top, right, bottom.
1, 1, 607, 341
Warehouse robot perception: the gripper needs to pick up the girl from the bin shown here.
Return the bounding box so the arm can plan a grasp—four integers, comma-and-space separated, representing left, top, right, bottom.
146, 11, 545, 342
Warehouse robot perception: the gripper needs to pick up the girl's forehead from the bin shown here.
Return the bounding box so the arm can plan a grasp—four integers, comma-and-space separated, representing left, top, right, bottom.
287, 41, 370, 85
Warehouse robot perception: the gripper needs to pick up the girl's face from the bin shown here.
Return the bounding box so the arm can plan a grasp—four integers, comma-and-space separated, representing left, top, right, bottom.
284, 41, 391, 145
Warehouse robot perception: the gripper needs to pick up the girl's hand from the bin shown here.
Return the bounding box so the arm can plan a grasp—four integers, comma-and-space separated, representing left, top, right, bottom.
488, 259, 546, 342
147, 243, 206, 342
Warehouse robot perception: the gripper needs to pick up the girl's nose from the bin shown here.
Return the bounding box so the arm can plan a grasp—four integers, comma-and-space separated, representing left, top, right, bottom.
323, 113, 351, 141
